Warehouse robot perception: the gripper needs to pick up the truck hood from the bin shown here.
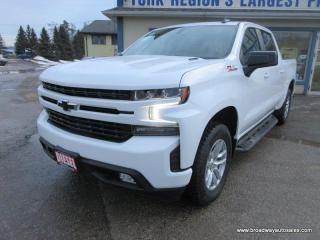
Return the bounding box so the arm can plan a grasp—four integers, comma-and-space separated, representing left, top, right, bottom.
40, 55, 218, 90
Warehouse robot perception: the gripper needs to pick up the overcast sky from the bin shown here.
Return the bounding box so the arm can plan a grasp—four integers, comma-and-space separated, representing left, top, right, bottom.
0, 0, 117, 46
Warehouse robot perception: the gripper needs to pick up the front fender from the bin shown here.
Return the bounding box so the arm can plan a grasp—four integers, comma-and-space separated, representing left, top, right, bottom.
163, 85, 239, 169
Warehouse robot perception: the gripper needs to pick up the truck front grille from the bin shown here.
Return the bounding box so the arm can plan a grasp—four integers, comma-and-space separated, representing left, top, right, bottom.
46, 109, 133, 142
43, 82, 132, 100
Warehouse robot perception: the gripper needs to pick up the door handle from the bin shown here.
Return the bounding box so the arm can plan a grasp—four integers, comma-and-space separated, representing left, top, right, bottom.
279, 69, 285, 74
264, 73, 271, 79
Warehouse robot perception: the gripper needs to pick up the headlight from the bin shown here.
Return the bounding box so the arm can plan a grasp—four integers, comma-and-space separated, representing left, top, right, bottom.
133, 87, 190, 104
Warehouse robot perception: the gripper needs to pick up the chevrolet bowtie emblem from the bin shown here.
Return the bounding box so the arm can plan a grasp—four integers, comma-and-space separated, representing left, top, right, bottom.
57, 100, 78, 111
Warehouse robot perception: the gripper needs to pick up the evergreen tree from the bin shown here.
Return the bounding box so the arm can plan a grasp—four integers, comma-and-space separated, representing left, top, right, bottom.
29, 29, 38, 56
25, 25, 32, 51
58, 25, 73, 60
0, 33, 4, 54
72, 31, 84, 59
25, 25, 38, 56
52, 26, 61, 60
62, 20, 76, 38
15, 26, 28, 54
38, 28, 52, 59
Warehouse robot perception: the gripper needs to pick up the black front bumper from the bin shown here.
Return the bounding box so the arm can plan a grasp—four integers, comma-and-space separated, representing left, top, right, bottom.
39, 137, 186, 195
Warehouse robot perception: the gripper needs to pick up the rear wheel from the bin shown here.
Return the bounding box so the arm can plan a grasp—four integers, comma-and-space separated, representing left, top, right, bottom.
274, 88, 292, 125
187, 124, 232, 206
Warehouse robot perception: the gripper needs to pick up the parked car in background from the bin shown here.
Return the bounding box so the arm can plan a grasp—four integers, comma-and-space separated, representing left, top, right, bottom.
16, 52, 33, 60
0, 54, 8, 66
37, 22, 296, 205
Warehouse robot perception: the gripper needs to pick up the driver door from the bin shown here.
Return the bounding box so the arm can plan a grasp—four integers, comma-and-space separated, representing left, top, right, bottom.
239, 28, 276, 134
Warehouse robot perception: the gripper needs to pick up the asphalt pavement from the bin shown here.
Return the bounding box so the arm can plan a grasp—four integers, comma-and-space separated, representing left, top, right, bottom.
0, 60, 319, 240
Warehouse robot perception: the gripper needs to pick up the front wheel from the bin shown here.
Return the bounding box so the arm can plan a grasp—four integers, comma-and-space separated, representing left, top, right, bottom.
187, 124, 232, 206
274, 88, 292, 125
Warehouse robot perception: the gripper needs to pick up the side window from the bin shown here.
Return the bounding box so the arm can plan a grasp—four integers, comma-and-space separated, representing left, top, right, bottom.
261, 31, 276, 51
240, 28, 262, 65
92, 35, 106, 45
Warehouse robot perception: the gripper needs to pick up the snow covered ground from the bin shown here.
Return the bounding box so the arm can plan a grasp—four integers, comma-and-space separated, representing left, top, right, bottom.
30, 56, 79, 67
0, 56, 81, 75
30, 56, 61, 66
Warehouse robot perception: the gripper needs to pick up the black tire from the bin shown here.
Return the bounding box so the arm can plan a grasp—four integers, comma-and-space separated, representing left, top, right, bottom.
186, 123, 232, 206
274, 88, 292, 125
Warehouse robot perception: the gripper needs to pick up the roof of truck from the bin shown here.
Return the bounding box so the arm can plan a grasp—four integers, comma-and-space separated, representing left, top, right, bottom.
155, 21, 249, 30
169, 21, 241, 27
153, 21, 271, 33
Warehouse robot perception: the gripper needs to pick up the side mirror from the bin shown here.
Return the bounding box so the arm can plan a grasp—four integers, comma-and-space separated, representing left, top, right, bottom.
243, 51, 278, 77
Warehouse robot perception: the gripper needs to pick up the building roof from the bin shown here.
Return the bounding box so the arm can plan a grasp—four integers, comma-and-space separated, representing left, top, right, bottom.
81, 20, 116, 34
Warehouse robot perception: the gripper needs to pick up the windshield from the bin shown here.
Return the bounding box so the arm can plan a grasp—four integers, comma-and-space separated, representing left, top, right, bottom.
123, 25, 238, 59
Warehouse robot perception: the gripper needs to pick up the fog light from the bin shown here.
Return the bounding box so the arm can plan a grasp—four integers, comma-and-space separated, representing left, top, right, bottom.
119, 173, 136, 184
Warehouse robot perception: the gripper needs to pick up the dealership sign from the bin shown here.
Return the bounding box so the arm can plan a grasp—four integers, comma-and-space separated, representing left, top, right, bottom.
125, 0, 320, 10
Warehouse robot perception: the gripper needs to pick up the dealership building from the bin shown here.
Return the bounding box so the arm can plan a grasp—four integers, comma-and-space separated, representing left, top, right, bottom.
104, 0, 320, 94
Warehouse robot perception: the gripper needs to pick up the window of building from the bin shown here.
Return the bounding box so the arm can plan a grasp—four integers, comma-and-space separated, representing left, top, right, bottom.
92, 35, 106, 45
273, 31, 312, 81
111, 35, 117, 45
260, 30, 276, 51
240, 28, 262, 65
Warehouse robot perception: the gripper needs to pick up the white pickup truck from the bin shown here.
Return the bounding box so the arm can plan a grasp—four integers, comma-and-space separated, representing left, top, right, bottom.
37, 21, 296, 205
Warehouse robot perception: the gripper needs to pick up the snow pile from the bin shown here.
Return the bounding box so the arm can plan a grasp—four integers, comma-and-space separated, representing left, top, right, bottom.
30, 56, 80, 68
31, 56, 61, 66
59, 60, 71, 64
